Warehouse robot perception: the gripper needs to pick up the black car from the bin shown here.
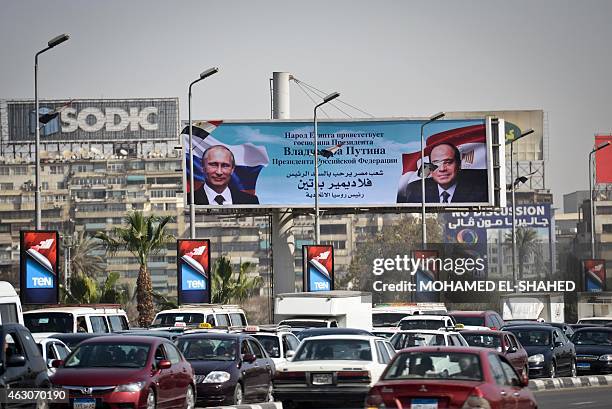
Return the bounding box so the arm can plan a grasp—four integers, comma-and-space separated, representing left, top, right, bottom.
572, 327, 612, 374
505, 324, 576, 378
549, 322, 574, 338
177, 332, 275, 406
296, 327, 373, 342
49, 332, 112, 349
1, 324, 50, 406
114, 329, 181, 342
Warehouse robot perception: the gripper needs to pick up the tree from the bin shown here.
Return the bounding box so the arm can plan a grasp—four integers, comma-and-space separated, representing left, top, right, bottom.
61, 272, 130, 305
506, 227, 539, 280
211, 256, 263, 304
95, 212, 174, 327
67, 231, 106, 278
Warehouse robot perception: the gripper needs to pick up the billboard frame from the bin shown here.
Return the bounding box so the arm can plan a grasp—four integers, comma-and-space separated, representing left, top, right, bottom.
19, 230, 60, 305
177, 239, 211, 304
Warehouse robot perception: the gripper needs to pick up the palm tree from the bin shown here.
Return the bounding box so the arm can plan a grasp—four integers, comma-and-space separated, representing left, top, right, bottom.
506, 227, 539, 280
62, 272, 129, 305
67, 231, 106, 278
211, 256, 263, 304
95, 212, 174, 327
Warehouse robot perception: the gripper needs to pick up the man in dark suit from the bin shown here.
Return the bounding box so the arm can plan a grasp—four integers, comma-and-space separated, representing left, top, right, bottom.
193, 145, 259, 205
397, 142, 488, 204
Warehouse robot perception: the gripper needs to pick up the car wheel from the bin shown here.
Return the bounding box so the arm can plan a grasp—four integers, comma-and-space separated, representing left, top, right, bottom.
549, 361, 557, 378
146, 389, 156, 409
570, 359, 577, 377
266, 383, 274, 402
184, 385, 195, 409
232, 383, 244, 405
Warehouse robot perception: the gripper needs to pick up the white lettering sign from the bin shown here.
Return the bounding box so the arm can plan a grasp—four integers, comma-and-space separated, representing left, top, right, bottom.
60, 107, 159, 133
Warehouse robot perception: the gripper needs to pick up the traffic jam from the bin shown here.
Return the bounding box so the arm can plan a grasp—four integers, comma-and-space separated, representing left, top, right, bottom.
3, 289, 612, 409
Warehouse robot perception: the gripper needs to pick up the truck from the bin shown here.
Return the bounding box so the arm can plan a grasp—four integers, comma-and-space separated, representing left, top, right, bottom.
275, 290, 372, 330
500, 293, 565, 323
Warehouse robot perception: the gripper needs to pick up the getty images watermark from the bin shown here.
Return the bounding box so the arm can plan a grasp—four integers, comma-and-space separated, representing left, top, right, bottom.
371, 254, 576, 293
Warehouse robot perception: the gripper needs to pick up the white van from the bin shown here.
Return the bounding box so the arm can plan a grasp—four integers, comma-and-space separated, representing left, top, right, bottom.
23, 305, 130, 333
0, 281, 24, 325
151, 304, 248, 329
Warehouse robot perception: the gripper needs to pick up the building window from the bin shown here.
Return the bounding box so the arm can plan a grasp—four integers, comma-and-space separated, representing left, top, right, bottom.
320, 224, 347, 235
603, 224, 612, 234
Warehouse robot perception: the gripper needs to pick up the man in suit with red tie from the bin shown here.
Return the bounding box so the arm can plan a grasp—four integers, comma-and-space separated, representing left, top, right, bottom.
193, 145, 259, 205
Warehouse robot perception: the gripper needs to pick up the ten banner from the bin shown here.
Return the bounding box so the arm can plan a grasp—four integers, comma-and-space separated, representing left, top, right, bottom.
177, 239, 211, 304
303, 245, 334, 292
583, 259, 606, 292
20, 230, 59, 304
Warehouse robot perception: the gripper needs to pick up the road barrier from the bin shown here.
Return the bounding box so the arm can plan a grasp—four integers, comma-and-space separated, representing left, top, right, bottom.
530, 375, 612, 391
196, 403, 282, 409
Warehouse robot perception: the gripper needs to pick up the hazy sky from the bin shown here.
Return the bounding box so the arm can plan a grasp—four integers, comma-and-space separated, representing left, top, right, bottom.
1, 0, 611, 207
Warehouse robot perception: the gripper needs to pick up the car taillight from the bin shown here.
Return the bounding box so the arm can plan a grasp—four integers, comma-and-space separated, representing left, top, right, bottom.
337, 370, 371, 383
275, 371, 305, 380
461, 388, 491, 409
365, 389, 386, 409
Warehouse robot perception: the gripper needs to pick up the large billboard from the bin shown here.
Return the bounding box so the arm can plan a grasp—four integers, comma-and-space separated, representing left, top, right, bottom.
303, 245, 334, 292
20, 230, 60, 304
182, 118, 504, 208
7, 98, 178, 142
595, 134, 612, 184
177, 239, 211, 304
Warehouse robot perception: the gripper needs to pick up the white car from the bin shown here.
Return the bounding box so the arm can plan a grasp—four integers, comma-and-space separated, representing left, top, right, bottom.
243, 325, 301, 365
397, 314, 455, 331
32, 333, 71, 376
390, 329, 469, 350
273, 335, 395, 406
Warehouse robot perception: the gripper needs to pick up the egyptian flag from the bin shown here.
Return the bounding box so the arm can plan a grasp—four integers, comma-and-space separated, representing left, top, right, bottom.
397, 124, 487, 195
181, 121, 270, 195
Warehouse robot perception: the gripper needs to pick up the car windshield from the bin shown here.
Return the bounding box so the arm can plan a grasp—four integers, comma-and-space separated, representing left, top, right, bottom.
508, 329, 551, 346
252, 335, 281, 358
293, 339, 372, 362
579, 320, 612, 326
452, 316, 485, 327
24, 313, 73, 333
572, 331, 612, 346
399, 320, 445, 331
64, 343, 150, 368
391, 332, 445, 349
373, 313, 409, 327
151, 313, 204, 327
177, 338, 237, 361
462, 334, 502, 349
280, 320, 328, 328
384, 352, 483, 381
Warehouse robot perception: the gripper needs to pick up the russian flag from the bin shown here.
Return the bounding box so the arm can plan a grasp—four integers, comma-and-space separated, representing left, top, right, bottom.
397, 124, 487, 195
181, 121, 270, 195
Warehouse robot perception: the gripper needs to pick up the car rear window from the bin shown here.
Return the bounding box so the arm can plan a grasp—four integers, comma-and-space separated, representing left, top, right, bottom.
452, 316, 485, 327
253, 335, 280, 358
506, 329, 551, 346
572, 330, 612, 345
151, 313, 204, 327
24, 312, 74, 333
384, 352, 483, 381
373, 313, 410, 327
399, 320, 445, 331
462, 333, 501, 349
293, 339, 372, 361
64, 343, 150, 368
390, 332, 446, 349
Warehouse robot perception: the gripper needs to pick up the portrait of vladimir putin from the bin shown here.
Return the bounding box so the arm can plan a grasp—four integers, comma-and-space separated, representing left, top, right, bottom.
192, 145, 259, 205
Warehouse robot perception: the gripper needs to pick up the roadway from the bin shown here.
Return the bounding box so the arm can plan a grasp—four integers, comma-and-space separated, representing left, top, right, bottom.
534, 386, 612, 409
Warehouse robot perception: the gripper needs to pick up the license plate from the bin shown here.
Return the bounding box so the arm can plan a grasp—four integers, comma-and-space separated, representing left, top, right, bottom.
577, 362, 591, 370
411, 398, 438, 409
73, 398, 96, 409
312, 373, 333, 385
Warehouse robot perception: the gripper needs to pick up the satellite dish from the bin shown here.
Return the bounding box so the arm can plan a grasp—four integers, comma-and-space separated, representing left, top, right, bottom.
90, 147, 101, 155
119, 149, 128, 156
63, 150, 73, 159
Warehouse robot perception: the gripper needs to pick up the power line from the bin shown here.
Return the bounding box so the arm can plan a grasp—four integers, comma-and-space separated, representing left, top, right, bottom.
292, 77, 375, 118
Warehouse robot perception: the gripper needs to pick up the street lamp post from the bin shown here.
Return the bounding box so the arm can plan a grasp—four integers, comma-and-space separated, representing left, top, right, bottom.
589, 141, 611, 258
34, 33, 69, 230
420, 112, 445, 247
313, 92, 340, 244
506, 128, 534, 286
188, 67, 219, 239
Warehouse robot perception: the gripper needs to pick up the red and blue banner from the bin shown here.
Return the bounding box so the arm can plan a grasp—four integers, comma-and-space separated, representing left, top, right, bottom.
20, 230, 59, 304
177, 239, 211, 304
303, 245, 334, 292
584, 259, 606, 292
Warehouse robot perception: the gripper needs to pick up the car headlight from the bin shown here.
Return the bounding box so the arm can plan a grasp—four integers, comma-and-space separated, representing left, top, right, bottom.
599, 354, 612, 361
528, 354, 545, 365
200, 371, 231, 383
114, 382, 146, 392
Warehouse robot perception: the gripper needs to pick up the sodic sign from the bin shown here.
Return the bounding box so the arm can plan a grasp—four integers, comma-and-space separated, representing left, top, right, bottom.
60, 107, 158, 133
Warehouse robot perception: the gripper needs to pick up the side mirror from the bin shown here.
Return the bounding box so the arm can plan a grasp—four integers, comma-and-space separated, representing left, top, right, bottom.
51, 359, 64, 368
7, 355, 27, 367
507, 347, 517, 353
286, 350, 295, 359
242, 353, 256, 363
158, 359, 172, 370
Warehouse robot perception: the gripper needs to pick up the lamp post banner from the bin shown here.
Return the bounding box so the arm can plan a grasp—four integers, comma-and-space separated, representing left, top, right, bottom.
20, 230, 60, 304
177, 239, 211, 304
181, 118, 495, 208
303, 245, 334, 292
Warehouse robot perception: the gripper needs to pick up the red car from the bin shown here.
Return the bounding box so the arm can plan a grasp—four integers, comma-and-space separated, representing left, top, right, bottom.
449, 310, 505, 330
50, 336, 195, 409
365, 346, 537, 409
460, 330, 529, 377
